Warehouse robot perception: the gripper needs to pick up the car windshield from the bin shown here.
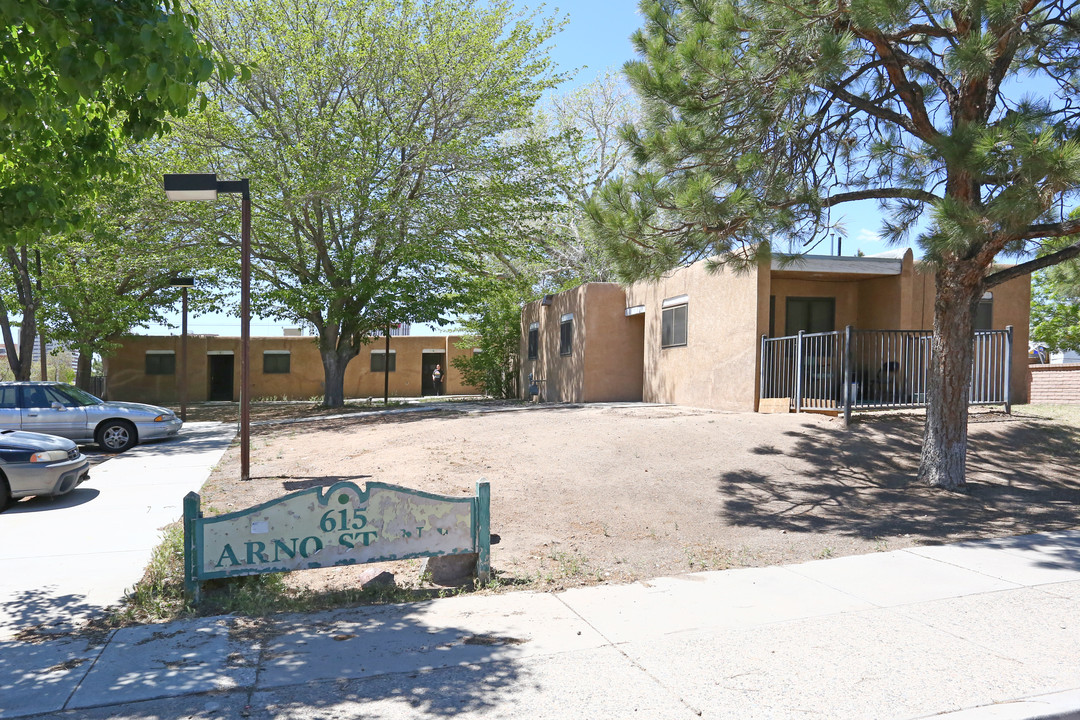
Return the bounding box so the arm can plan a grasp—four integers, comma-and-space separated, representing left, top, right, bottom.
57, 384, 104, 407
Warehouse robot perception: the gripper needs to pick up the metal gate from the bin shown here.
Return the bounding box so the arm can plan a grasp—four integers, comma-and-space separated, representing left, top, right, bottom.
759, 326, 1013, 421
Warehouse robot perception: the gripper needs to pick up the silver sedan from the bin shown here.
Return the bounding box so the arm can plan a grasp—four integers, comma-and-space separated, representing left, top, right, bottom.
0, 429, 90, 511
0, 382, 182, 452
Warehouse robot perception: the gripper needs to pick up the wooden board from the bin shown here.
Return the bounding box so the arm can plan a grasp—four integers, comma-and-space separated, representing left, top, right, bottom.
758, 397, 792, 414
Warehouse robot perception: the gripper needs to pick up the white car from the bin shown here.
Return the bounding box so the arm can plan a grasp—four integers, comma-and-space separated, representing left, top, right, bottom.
0, 382, 182, 452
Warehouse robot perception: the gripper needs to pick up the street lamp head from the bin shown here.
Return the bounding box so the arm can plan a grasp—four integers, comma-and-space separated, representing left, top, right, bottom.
164, 173, 219, 201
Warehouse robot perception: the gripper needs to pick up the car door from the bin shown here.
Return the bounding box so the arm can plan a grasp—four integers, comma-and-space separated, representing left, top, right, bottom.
18, 385, 87, 440
0, 385, 20, 430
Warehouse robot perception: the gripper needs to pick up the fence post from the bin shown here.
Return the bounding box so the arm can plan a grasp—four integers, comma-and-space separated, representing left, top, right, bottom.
758, 334, 767, 411
1004, 325, 1013, 414
183, 491, 201, 606
794, 331, 804, 413
475, 480, 491, 585
843, 326, 854, 427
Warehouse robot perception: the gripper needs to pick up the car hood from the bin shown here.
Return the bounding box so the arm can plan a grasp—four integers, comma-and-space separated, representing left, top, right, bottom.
100, 401, 175, 418
0, 429, 78, 451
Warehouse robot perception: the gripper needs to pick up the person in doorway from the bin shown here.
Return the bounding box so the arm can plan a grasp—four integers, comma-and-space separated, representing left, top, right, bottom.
432, 364, 443, 396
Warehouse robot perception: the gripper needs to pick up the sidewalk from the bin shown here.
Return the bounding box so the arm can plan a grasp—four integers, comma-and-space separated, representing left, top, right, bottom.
0, 422, 234, 639
2, 529, 1078, 719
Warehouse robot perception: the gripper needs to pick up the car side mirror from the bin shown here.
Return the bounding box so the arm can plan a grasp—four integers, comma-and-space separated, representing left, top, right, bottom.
51, 401, 64, 410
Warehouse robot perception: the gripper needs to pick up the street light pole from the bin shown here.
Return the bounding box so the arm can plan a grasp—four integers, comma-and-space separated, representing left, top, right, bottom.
181, 286, 188, 421
164, 173, 252, 482
169, 276, 195, 423
239, 183, 250, 482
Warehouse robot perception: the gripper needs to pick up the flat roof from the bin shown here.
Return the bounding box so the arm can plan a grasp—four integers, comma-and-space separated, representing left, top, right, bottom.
770, 254, 903, 280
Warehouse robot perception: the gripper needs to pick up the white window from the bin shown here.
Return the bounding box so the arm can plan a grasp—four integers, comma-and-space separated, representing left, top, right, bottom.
661, 302, 688, 348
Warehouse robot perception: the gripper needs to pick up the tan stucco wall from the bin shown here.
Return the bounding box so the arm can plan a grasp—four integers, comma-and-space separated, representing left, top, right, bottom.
105, 334, 479, 403
983, 272, 1031, 405
345, 336, 456, 398
582, 284, 644, 402
626, 262, 762, 412
516, 251, 1032, 413
770, 279, 860, 334
520, 286, 589, 403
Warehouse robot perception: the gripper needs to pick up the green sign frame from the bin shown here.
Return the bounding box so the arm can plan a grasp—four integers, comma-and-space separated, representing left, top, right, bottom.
183, 480, 490, 603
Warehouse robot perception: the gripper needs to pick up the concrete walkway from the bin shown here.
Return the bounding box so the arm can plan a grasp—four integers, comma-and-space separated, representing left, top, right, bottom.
0, 422, 234, 640
1, 529, 1078, 719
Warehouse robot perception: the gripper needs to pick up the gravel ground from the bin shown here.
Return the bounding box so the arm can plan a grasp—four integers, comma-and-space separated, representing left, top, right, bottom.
192, 401, 1080, 596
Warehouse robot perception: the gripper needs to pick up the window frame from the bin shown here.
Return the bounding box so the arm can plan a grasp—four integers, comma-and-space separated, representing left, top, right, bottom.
527, 322, 539, 360
975, 292, 993, 331
370, 349, 397, 372
145, 351, 176, 376
559, 314, 573, 356
262, 351, 291, 374
661, 303, 688, 348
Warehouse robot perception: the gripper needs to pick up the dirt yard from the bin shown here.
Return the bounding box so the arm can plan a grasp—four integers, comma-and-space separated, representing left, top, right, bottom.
195, 402, 1080, 595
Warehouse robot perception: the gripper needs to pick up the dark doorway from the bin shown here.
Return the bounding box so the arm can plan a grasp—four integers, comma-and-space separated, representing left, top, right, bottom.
208, 354, 234, 401
421, 352, 445, 396
785, 297, 836, 335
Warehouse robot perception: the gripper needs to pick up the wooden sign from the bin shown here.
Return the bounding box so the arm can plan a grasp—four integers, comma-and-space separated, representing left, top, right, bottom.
183, 480, 490, 602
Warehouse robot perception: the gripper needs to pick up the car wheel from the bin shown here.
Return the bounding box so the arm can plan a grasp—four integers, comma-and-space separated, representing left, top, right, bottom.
0, 475, 10, 513
97, 420, 137, 452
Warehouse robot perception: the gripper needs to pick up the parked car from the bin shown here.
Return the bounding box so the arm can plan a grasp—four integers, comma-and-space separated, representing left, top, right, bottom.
0, 428, 90, 511
0, 382, 182, 453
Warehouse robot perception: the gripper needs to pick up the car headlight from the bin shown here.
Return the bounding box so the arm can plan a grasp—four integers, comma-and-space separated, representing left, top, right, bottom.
153, 414, 173, 422
30, 450, 71, 463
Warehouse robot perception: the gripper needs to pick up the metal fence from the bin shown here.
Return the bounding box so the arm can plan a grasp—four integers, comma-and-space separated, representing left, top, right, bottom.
759, 326, 1013, 421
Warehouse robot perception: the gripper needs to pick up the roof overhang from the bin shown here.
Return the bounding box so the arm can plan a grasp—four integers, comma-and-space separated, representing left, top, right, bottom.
770, 254, 903, 281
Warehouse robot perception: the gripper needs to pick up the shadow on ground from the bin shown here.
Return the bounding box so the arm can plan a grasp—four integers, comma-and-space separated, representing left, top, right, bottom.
719, 412, 1080, 549
0, 608, 529, 719
2, 586, 110, 642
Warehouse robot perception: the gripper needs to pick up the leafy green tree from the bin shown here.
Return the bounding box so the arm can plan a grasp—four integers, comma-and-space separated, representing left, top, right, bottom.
39, 160, 231, 389
1030, 271, 1080, 354
513, 72, 639, 292
0, 0, 221, 242
590, 0, 1080, 489
0, 246, 46, 380
452, 283, 530, 398
0, 142, 229, 385
458, 74, 639, 391
174, 0, 560, 407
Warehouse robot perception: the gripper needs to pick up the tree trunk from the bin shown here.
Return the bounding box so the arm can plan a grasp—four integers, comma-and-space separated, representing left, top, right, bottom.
1, 246, 38, 381
320, 348, 359, 407
918, 270, 982, 489
76, 352, 93, 390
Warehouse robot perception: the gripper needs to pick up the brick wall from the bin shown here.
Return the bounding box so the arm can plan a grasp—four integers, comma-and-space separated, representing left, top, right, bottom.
1029, 364, 1080, 404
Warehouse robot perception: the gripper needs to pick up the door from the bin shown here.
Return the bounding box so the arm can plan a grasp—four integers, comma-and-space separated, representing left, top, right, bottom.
421, 352, 445, 396
0, 385, 20, 430
208, 355, 234, 401
18, 385, 87, 439
785, 297, 836, 336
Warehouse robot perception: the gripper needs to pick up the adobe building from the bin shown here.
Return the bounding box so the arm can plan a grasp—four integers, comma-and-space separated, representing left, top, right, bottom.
105, 333, 480, 404
521, 250, 1032, 411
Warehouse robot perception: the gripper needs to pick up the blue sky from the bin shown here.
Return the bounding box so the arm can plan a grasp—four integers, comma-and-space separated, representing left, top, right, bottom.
141, 0, 892, 337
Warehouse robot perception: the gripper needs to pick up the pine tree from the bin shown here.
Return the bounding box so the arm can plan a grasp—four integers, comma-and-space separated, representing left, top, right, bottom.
590, 0, 1080, 489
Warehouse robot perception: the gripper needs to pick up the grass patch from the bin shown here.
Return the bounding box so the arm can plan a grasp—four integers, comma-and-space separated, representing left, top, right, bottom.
111, 524, 188, 626
112, 526, 484, 628
1019, 404, 1080, 426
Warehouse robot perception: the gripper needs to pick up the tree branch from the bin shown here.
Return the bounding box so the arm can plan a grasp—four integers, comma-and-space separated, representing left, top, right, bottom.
818, 187, 940, 207
822, 82, 926, 139
986, 240, 1080, 287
